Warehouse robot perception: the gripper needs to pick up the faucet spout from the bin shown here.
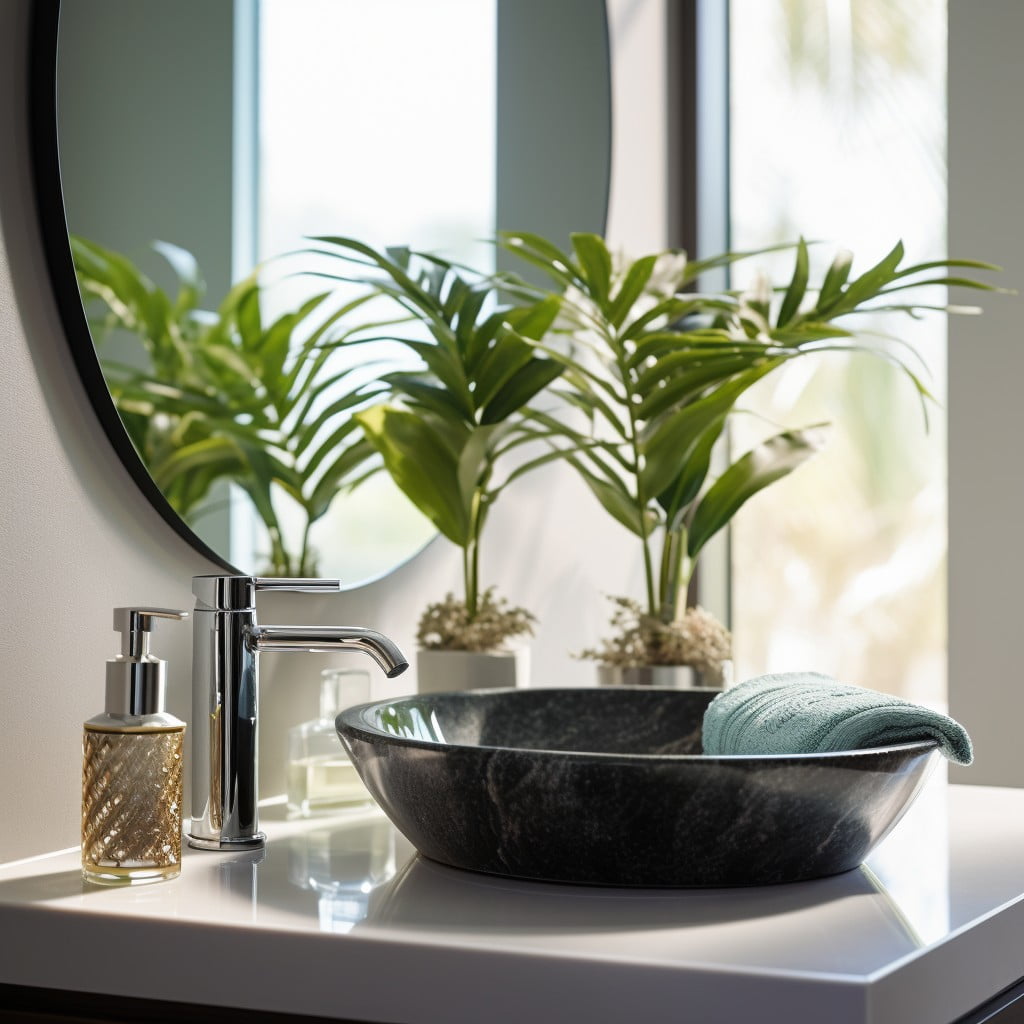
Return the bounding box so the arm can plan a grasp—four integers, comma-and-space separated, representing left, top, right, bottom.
248, 625, 409, 678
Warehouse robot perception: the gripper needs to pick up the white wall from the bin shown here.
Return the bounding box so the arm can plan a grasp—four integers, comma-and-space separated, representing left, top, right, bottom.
0, 0, 649, 861
3, 0, 1014, 862
947, 1, 1024, 787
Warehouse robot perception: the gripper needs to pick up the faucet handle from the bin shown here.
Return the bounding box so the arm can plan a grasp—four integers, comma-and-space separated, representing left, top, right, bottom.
254, 578, 342, 593
193, 575, 342, 611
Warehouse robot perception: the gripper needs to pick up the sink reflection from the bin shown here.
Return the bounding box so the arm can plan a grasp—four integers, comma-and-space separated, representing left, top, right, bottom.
287, 816, 398, 933
863, 762, 951, 946
288, 818, 397, 895
229, 771, 952, 968
238, 808, 406, 933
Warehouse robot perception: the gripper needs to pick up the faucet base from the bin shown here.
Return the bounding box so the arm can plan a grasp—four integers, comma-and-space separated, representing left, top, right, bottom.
186, 832, 266, 852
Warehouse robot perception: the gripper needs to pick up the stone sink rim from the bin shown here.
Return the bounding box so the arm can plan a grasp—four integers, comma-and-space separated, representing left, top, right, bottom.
337, 686, 940, 763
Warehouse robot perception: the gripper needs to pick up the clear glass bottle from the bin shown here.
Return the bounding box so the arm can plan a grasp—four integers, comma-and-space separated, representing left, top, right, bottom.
287, 668, 373, 817
82, 608, 189, 886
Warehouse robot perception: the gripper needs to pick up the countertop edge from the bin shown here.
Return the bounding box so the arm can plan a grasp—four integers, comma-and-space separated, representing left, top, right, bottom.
0, 900, 871, 1024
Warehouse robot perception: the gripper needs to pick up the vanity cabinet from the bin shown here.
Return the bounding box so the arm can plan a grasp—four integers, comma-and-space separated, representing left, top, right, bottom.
3, 977, 1024, 1024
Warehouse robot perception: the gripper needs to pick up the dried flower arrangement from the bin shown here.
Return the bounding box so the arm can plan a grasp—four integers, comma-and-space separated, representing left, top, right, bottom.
416, 588, 535, 654
578, 597, 732, 685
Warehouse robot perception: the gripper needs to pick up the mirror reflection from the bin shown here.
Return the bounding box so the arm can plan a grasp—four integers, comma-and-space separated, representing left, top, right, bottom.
55, 0, 610, 582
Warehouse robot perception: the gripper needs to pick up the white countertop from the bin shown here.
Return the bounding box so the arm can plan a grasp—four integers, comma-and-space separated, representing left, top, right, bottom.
2, 773, 1023, 1024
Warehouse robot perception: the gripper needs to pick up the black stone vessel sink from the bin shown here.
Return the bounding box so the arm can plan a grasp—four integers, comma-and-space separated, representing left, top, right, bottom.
336, 687, 938, 887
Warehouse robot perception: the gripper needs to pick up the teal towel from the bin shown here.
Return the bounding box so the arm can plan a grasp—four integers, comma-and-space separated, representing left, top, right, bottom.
702, 671, 973, 765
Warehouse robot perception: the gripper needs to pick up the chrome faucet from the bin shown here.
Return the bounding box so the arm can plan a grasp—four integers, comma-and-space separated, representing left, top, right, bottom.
187, 575, 408, 851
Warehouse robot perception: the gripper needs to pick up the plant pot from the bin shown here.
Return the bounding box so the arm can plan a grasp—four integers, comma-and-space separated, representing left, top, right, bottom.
416, 647, 530, 694
596, 662, 732, 690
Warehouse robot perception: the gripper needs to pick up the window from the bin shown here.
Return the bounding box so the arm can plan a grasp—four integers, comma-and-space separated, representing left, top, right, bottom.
230, 0, 497, 579
727, 0, 948, 705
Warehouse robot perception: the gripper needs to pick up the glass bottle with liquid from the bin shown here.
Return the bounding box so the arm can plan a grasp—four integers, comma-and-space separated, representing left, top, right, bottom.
287, 668, 373, 816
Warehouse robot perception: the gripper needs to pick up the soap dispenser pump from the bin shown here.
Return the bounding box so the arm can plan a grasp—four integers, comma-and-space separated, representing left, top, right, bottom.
82, 607, 189, 886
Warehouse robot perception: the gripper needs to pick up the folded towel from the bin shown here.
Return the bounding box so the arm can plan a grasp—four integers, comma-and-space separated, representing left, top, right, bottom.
702, 671, 973, 765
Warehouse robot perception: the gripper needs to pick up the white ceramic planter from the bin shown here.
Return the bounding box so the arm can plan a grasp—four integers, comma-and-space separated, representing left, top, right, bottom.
596, 662, 732, 690
416, 647, 530, 694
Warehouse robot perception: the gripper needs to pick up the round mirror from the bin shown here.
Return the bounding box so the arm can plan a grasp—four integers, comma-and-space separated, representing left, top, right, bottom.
33, 0, 610, 584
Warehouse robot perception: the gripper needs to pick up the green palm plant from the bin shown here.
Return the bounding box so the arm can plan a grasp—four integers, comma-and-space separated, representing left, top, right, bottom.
73, 235, 383, 575
500, 231, 999, 666
311, 237, 565, 649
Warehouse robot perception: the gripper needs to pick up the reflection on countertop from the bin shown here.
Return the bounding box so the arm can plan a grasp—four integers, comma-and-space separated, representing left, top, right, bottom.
70, 763, 952, 974
4, 781, 1024, 1023
2, 776, 1023, 988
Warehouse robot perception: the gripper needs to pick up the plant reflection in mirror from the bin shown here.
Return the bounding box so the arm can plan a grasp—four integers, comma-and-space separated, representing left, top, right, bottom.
499, 232, 1001, 667
309, 238, 566, 652
72, 235, 386, 576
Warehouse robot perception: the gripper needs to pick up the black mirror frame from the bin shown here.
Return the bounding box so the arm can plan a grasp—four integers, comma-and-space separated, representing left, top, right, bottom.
27, 0, 237, 571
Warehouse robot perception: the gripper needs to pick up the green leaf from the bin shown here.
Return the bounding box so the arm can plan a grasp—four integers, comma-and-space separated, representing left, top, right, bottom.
503, 296, 561, 341
294, 387, 379, 456
151, 436, 244, 490
356, 405, 470, 545
499, 231, 581, 287
307, 437, 378, 522
571, 233, 613, 304
680, 242, 796, 287
639, 365, 776, 498
777, 237, 809, 327
234, 440, 290, 532
627, 327, 747, 367
621, 297, 733, 345
456, 425, 501, 509
635, 352, 768, 423
301, 417, 363, 480
608, 254, 657, 328
656, 414, 727, 529
234, 279, 264, 344
377, 337, 474, 417
553, 384, 626, 437
768, 322, 853, 346
817, 249, 854, 310
260, 292, 331, 399
313, 236, 439, 316
569, 460, 647, 537
687, 425, 828, 557
385, 375, 470, 421
826, 240, 905, 315
442, 275, 472, 323
471, 333, 534, 410
453, 283, 491, 350
878, 276, 1005, 296
481, 358, 562, 424
201, 343, 257, 386
891, 257, 1003, 278
465, 308, 509, 370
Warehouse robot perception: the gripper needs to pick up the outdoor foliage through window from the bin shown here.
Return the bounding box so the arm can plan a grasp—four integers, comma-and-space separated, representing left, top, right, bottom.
728, 0, 948, 705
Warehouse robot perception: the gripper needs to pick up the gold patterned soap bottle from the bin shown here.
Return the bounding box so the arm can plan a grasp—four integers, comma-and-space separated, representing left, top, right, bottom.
82, 608, 189, 886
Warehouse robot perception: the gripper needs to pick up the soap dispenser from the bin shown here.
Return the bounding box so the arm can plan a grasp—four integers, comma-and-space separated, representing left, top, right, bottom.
82, 607, 189, 886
